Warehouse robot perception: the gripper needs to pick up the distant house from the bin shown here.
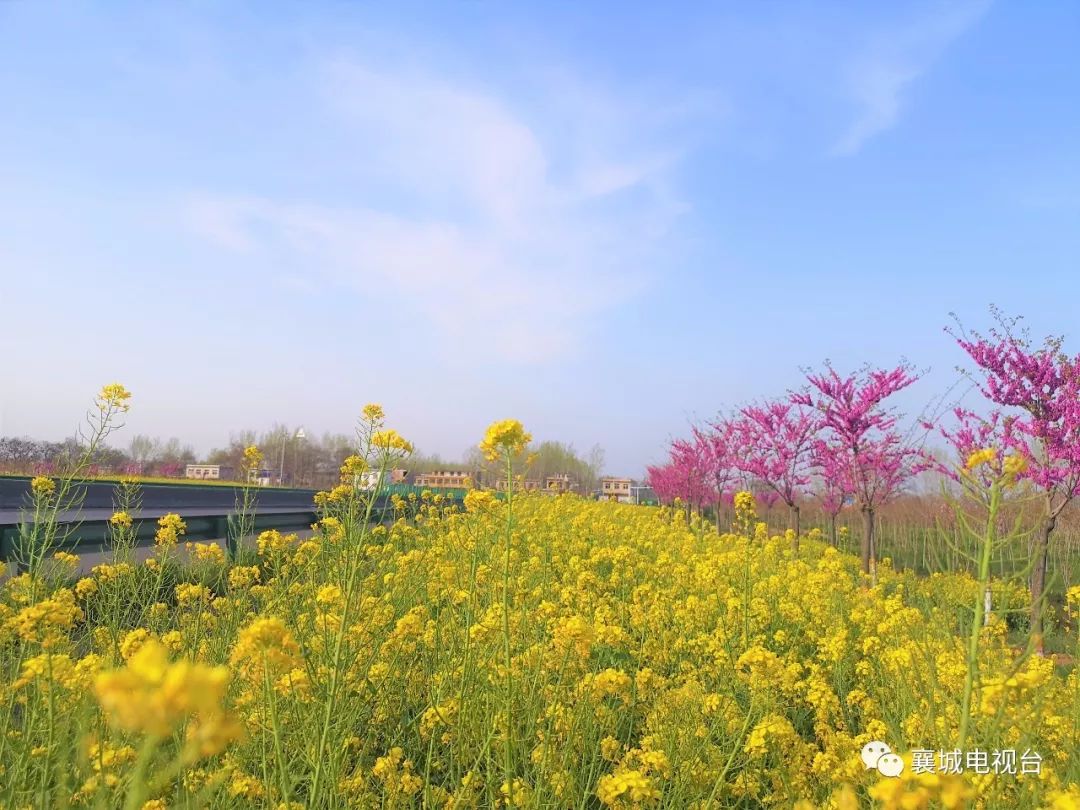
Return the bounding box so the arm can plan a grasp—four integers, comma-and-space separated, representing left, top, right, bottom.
599, 476, 634, 503
186, 464, 234, 481
248, 468, 274, 487
544, 474, 575, 494
357, 468, 409, 490
495, 477, 541, 493
414, 469, 473, 489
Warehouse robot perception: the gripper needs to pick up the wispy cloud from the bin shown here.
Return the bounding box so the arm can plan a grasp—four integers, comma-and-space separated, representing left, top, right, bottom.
832, 1, 990, 156
186, 60, 689, 361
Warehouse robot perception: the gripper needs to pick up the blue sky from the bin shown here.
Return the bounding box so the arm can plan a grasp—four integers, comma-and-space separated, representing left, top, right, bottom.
2, 1, 1079, 474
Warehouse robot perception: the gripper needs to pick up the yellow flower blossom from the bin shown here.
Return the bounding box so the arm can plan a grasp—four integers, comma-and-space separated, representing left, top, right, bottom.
339, 455, 368, 480
155, 513, 186, 548
1002, 452, 1028, 482
965, 447, 997, 470
242, 445, 264, 472
94, 640, 234, 740
75, 577, 98, 599
230, 616, 302, 678
464, 489, 499, 512
597, 769, 660, 806
371, 429, 414, 455
10, 588, 83, 645
31, 476, 56, 499
228, 565, 261, 590
175, 583, 213, 609
479, 419, 532, 461
97, 383, 132, 412
110, 510, 133, 528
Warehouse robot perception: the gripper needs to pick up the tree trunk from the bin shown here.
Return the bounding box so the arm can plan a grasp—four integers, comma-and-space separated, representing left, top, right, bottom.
715, 501, 722, 536
788, 503, 800, 550
828, 513, 837, 547
1030, 513, 1055, 655
860, 506, 874, 576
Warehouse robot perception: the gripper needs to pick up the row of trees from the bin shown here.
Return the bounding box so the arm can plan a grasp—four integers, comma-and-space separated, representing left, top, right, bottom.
647, 364, 918, 571
462, 440, 606, 494
647, 312, 1080, 647
0, 435, 197, 477
2, 424, 607, 494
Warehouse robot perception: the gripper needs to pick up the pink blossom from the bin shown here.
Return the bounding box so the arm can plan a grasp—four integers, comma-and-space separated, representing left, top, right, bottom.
794, 363, 920, 572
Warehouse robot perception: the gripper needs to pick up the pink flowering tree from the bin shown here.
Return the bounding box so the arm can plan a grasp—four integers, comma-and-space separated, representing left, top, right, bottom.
952, 316, 1080, 645
812, 440, 853, 547
920, 405, 1035, 742
157, 461, 185, 479
729, 400, 818, 547
669, 435, 717, 516
919, 407, 1022, 489
793, 364, 921, 575
646, 461, 683, 505
694, 420, 740, 533
647, 435, 716, 518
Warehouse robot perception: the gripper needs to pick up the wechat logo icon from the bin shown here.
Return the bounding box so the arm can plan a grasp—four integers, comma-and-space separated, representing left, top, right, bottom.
862, 741, 905, 778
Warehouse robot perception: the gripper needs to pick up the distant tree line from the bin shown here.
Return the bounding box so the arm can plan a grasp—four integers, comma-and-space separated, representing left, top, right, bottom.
463, 440, 606, 494
0, 434, 197, 478
1, 427, 607, 492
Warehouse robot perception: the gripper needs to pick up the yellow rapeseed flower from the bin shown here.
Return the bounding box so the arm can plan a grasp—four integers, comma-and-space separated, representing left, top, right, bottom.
110, 510, 133, 528
463, 490, 498, 512
75, 577, 98, 599
175, 583, 213, 609
94, 640, 233, 738
965, 447, 997, 470
155, 513, 186, 548
734, 490, 757, 534
97, 383, 132, 412
30, 476, 56, 499
479, 419, 532, 461
242, 445, 264, 472
340, 455, 368, 481
186, 542, 225, 564
120, 628, 153, 661
230, 616, 302, 678
11, 588, 83, 645
257, 529, 296, 557
596, 770, 660, 806
228, 565, 261, 590
371, 429, 414, 455
1002, 452, 1028, 483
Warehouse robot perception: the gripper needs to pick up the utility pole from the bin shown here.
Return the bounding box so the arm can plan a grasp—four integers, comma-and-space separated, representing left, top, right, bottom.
293, 427, 306, 486
277, 426, 306, 485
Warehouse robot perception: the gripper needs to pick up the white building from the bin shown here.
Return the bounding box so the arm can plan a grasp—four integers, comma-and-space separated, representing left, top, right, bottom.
185, 464, 234, 481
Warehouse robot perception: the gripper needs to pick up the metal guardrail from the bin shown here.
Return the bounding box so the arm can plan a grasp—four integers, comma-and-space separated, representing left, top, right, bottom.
0, 476, 466, 571
0, 508, 321, 571
0, 475, 319, 511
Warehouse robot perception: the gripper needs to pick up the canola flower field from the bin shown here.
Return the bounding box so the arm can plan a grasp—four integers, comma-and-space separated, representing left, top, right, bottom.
1, 407, 1079, 809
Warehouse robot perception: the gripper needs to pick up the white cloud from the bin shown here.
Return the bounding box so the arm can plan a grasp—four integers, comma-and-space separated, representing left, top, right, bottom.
832, 1, 990, 156
187, 61, 686, 361
832, 62, 923, 157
